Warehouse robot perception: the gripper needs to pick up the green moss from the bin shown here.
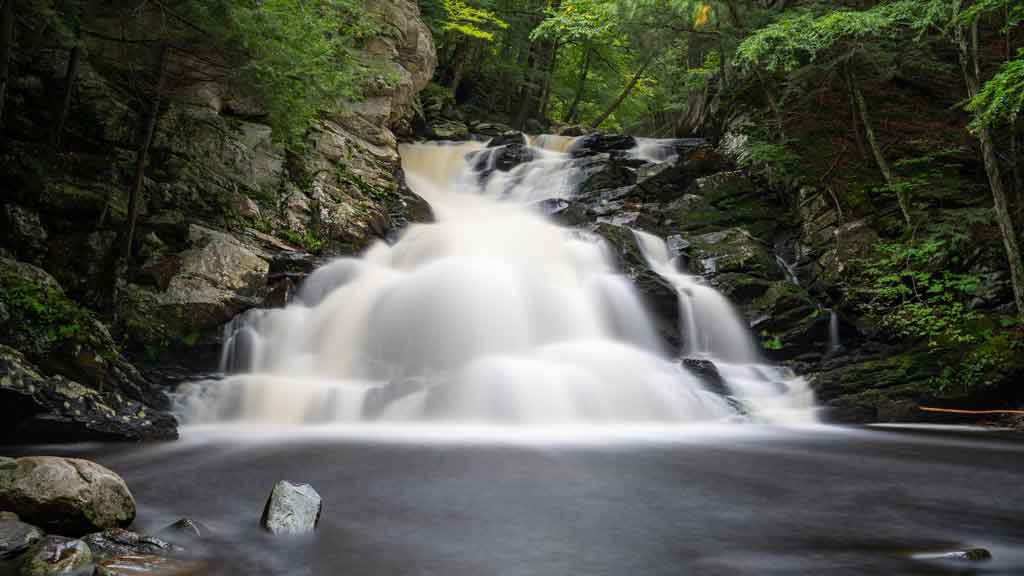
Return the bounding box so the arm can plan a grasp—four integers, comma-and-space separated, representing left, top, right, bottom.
0, 269, 95, 356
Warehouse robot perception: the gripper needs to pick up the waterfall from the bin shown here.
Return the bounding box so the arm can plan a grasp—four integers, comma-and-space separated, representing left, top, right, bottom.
177, 137, 815, 426
829, 310, 842, 352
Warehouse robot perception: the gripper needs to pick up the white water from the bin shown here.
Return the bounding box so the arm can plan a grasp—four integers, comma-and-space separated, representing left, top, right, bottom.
178, 137, 815, 426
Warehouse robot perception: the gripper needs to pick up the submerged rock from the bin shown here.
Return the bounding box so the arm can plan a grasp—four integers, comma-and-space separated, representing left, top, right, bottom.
157, 519, 211, 544
680, 358, 730, 397
0, 516, 44, 559
21, 535, 92, 576
0, 457, 135, 536
95, 554, 204, 576
260, 481, 322, 535
82, 528, 182, 561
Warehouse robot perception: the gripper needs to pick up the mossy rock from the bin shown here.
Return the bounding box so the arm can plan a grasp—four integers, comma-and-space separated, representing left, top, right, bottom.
683, 228, 782, 280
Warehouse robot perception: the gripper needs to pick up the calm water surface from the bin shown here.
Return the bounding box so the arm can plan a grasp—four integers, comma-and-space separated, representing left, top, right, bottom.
6, 424, 1024, 575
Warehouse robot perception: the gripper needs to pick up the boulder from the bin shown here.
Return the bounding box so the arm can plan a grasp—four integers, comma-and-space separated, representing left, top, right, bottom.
486, 131, 527, 148
82, 529, 182, 561
0, 517, 44, 559
260, 481, 322, 536
20, 536, 92, 576
0, 457, 135, 536
157, 518, 211, 544
682, 228, 781, 280
467, 144, 537, 176
424, 120, 469, 141
95, 555, 204, 576
569, 134, 637, 157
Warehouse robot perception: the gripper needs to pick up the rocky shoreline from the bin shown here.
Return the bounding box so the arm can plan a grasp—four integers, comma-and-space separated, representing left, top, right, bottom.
0, 456, 323, 575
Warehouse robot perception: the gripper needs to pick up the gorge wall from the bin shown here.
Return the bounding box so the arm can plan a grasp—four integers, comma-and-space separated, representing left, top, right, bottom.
0, 0, 436, 442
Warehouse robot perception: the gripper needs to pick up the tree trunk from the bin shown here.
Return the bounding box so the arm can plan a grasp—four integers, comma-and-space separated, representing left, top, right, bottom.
0, 0, 15, 128
564, 46, 591, 123
590, 53, 653, 130
51, 44, 81, 148
122, 43, 168, 266
956, 12, 1024, 317
848, 66, 911, 228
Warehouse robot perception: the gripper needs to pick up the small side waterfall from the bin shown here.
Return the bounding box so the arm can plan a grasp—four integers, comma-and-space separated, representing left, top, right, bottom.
177, 136, 815, 426
829, 309, 842, 352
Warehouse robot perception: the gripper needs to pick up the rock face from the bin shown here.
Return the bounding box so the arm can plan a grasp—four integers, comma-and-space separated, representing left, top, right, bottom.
0, 344, 177, 443
260, 481, 322, 536
0, 516, 44, 559
0, 0, 439, 440
0, 457, 135, 536
20, 535, 92, 576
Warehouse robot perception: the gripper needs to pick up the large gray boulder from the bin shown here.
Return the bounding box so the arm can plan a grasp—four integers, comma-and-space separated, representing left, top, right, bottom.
0, 516, 44, 559
20, 535, 92, 575
0, 457, 135, 536
260, 481, 322, 536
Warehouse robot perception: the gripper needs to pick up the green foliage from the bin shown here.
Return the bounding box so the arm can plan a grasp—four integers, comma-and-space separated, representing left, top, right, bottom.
855, 232, 983, 347
761, 333, 783, 350
184, 0, 375, 146
967, 50, 1024, 131
280, 228, 324, 254
0, 271, 95, 355
440, 0, 507, 40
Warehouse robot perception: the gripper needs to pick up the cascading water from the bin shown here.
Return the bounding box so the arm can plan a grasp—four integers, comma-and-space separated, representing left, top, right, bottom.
177, 136, 815, 426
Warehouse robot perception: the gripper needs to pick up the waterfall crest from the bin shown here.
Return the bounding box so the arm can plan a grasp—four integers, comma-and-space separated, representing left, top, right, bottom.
178, 137, 815, 426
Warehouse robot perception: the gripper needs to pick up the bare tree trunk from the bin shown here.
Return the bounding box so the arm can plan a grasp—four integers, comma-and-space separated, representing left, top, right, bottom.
590, 53, 653, 130
51, 44, 81, 148
122, 43, 168, 266
0, 0, 15, 128
564, 46, 591, 123
848, 66, 911, 228
956, 13, 1024, 317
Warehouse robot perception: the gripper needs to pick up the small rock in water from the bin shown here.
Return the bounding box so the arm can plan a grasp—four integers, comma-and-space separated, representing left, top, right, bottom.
0, 517, 44, 559
260, 481, 322, 535
157, 518, 211, 544
95, 554, 204, 576
0, 511, 20, 521
21, 535, 92, 575
0, 457, 135, 536
940, 548, 993, 562
914, 548, 993, 562
82, 528, 182, 560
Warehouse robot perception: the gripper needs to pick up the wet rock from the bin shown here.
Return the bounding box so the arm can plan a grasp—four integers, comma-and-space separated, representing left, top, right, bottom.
569, 134, 637, 157
0, 345, 177, 443
469, 122, 514, 138
0, 517, 44, 559
0, 510, 18, 520
0, 457, 135, 536
95, 554, 204, 576
595, 223, 681, 352
486, 131, 526, 148
260, 481, 322, 535
683, 228, 781, 280
425, 119, 470, 141
535, 199, 589, 227
916, 548, 993, 562
20, 536, 92, 575
680, 358, 730, 397
82, 528, 182, 561
467, 144, 537, 175
157, 519, 211, 544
